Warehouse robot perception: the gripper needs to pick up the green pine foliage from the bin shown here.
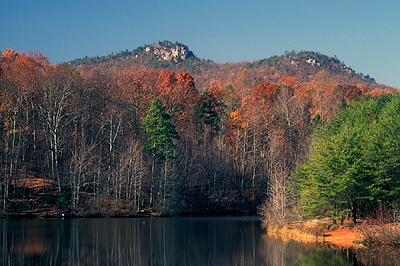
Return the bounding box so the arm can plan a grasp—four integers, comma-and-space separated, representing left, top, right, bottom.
142, 98, 179, 161
292, 93, 400, 222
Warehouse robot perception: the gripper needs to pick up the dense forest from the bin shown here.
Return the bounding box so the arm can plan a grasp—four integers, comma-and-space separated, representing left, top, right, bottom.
0, 46, 396, 218
289, 94, 400, 224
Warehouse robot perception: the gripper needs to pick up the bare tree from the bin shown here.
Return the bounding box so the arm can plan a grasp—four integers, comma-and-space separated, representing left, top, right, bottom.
117, 139, 146, 212
37, 65, 77, 193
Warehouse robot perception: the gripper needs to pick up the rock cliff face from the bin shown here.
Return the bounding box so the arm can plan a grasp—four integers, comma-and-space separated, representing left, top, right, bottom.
144, 41, 196, 62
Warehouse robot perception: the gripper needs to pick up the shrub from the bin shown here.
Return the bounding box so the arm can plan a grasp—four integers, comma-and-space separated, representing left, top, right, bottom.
359, 223, 400, 246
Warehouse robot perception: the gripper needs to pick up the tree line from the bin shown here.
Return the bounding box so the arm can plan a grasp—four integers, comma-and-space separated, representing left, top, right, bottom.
290, 93, 400, 224
0, 49, 391, 217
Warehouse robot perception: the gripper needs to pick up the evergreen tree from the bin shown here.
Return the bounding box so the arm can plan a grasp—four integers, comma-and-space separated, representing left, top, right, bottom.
142, 98, 179, 212
142, 98, 179, 161
292, 94, 400, 222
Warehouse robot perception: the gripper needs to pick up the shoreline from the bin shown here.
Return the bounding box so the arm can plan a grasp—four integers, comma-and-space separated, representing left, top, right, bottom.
1, 210, 259, 219
264, 221, 363, 249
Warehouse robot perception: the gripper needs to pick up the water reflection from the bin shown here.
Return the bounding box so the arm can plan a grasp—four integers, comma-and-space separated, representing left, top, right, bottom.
258, 234, 361, 266
0, 217, 390, 265
2, 217, 260, 265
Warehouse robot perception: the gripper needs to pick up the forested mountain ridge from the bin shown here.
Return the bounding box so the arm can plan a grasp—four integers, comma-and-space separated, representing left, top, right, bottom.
69, 41, 387, 91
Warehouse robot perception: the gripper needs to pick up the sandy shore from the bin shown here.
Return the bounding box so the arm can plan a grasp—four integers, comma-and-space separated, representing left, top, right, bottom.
266, 222, 362, 248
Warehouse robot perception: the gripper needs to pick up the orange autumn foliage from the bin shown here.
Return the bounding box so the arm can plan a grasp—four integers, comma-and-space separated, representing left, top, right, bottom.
157, 69, 200, 132
367, 87, 395, 97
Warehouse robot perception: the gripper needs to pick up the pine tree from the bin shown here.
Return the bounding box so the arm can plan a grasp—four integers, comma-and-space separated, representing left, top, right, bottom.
142, 98, 179, 211
142, 98, 179, 161
292, 94, 400, 222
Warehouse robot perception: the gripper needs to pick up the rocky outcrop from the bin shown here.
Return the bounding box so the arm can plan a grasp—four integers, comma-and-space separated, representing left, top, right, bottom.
144, 41, 195, 62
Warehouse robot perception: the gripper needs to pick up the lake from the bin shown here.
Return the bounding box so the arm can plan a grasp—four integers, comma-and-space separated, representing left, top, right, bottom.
0, 216, 388, 265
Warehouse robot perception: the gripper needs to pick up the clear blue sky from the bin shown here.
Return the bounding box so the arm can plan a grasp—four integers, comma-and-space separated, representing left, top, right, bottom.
2, 0, 399, 88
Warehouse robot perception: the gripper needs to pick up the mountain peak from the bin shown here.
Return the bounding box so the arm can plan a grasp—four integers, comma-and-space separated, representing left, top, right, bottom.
136, 41, 197, 63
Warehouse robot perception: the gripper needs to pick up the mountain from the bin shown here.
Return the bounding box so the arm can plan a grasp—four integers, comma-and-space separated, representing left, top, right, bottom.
69, 41, 386, 91
69, 41, 200, 69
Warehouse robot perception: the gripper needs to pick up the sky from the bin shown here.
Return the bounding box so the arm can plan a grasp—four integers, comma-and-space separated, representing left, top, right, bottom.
1, 0, 399, 88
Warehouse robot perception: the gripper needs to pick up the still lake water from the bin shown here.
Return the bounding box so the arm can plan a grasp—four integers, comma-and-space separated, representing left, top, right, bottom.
0, 216, 381, 266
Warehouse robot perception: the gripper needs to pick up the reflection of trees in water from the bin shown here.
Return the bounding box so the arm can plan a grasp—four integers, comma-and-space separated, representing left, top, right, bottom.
258, 234, 361, 266
1, 219, 60, 265
3, 218, 398, 265
1, 217, 266, 265
356, 248, 400, 266
259, 233, 400, 266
